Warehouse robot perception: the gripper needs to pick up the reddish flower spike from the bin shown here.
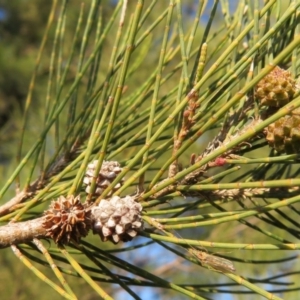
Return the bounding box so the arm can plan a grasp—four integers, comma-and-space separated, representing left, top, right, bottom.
215, 157, 226, 166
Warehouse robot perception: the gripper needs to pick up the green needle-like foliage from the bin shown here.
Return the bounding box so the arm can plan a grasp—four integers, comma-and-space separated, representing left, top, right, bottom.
1, 1, 300, 299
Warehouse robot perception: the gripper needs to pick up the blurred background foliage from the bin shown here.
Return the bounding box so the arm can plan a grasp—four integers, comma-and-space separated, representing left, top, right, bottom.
0, 0, 300, 299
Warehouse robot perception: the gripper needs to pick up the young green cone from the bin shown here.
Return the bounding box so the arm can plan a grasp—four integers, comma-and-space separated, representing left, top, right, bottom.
265, 108, 300, 154
255, 66, 296, 107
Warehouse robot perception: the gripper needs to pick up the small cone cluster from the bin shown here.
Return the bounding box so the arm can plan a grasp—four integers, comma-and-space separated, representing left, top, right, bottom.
92, 195, 143, 244
83, 160, 124, 196
255, 66, 300, 153
43, 195, 92, 244
43, 159, 144, 245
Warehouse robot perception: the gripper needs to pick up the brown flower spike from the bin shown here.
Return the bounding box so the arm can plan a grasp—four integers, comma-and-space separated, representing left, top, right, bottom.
43, 195, 92, 244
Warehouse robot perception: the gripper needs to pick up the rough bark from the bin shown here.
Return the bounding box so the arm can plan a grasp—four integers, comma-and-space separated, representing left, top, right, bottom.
0, 217, 47, 248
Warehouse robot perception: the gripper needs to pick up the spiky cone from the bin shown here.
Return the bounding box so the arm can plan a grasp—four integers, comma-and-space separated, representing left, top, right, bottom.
92, 195, 143, 244
255, 66, 296, 107
264, 108, 300, 154
43, 195, 92, 244
83, 160, 124, 197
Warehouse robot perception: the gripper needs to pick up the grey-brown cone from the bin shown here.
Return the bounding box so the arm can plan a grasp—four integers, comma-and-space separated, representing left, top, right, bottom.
92, 195, 143, 243
83, 160, 124, 196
